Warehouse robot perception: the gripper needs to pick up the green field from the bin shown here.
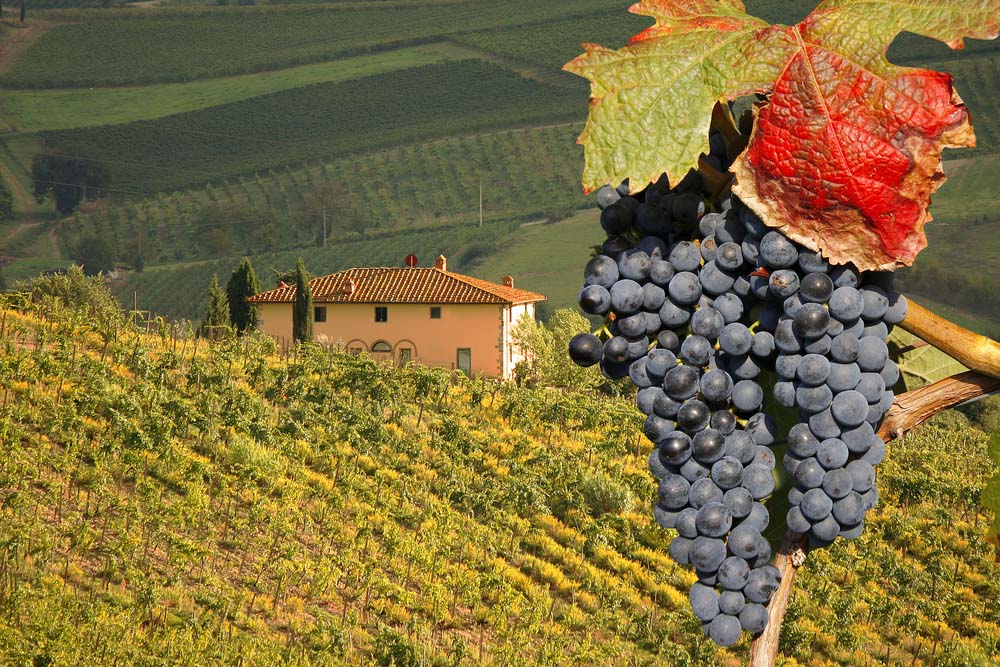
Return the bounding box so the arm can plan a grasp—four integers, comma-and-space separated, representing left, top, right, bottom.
0, 43, 482, 131
467, 210, 604, 315
32, 60, 581, 195
2, 1, 623, 87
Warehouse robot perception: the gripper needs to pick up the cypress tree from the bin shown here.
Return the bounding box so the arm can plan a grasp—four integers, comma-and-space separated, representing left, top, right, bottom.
292, 258, 313, 343
201, 274, 230, 337
19, 2, 24, 23
226, 256, 260, 333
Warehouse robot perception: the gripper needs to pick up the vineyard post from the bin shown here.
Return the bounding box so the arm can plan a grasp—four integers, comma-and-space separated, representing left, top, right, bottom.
749, 299, 1000, 667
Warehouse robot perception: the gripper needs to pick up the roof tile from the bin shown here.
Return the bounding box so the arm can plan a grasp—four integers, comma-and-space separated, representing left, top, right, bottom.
248, 267, 546, 305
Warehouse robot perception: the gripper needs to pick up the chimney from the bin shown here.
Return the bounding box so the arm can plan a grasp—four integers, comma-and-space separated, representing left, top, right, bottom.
503, 275, 514, 288
277, 280, 289, 289
343, 277, 356, 296
435, 255, 447, 272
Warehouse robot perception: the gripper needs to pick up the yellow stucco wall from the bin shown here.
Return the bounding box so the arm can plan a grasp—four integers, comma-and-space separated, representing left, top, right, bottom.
255, 301, 536, 378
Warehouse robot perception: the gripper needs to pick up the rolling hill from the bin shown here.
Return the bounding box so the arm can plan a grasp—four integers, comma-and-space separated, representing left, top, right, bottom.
0, 0, 996, 336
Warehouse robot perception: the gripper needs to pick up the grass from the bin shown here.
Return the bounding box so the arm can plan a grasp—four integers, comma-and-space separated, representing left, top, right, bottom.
465, 209, 604, 314
31, 60, 582, 195
0, 0, 623, 88
0, 43, 480, 131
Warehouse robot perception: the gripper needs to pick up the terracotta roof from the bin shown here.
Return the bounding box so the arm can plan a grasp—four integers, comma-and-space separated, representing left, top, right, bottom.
248, 267, 546, 305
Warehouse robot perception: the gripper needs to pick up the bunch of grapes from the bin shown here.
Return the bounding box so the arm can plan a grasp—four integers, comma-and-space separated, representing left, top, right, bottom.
568, 143, 906, 646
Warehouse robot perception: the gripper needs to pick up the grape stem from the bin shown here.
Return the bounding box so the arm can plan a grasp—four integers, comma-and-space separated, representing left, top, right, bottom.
748, 299, 1000, 667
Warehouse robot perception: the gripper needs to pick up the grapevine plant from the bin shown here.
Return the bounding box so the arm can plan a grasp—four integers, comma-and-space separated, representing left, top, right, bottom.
561, 0, 1000, 663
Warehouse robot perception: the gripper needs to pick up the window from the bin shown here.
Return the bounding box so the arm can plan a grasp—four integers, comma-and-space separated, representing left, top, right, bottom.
375, 306, 388, 322
430, 306, 441, 319
349, 347, 363, 356
314, 306, 327, 323
457, 348, 471, 377
398, 348, 412, 366
372, 341, 391, 353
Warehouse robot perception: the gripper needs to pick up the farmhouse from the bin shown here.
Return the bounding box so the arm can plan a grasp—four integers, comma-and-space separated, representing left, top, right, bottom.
248, 255, 545, 379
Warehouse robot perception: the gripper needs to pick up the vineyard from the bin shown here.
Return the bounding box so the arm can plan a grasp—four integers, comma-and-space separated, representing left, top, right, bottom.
33, 61, 581, 195
56, 123, 587, 269
6, 0, 621, 88
0, 295, 998, 665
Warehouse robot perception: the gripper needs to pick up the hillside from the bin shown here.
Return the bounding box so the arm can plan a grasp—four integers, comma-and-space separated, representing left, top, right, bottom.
0, 0, 997, 332
1, 295, 999, 665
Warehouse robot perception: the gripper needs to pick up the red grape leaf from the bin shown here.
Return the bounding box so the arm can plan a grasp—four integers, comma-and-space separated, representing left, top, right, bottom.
563, 0, 797, 194
731, 0, 1000, 270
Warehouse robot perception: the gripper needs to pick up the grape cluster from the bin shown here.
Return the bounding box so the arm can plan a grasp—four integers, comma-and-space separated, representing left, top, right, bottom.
741, 209, 909, 545
568, 157, 906, 645
569, 172, 784, 646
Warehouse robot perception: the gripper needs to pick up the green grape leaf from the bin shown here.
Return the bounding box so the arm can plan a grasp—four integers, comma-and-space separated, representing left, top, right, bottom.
889, 328, 967, 391
982, 430, 1000, 559
563, 0, 797, 193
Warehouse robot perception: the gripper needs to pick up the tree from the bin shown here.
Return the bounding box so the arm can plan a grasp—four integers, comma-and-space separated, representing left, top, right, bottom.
74, 234, 114, 276
16, 265, 123, 337
31, 155, 110, 216
0, 175, 14, 223
292, 258, 312, 343
226, 257, 260, 333
19, 1, 24, 23
511, 308, 603, 389
200, 274, 230, 337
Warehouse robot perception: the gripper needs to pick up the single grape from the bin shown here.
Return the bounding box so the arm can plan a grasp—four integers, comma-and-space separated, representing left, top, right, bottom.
860, 286, 889, 320
831, 390, 868, 427
691, 307, 725, 340
700, 260, 737, 295
719, 322, 753, 355
857, 336, 889, 372
610, 280, 645, 315
690, 537, 728, 572
743, 568, 779, 604
884, 291, 908, 324
700, 369, 734, 405
681, 335, 714, 366
750, 331, 775, 358
827, 362, 861, 393
799, 272, 834, 303
709, 614, 742, 646
711, 456, 744, 490
846, 460, 875, 492
742, 464, 775, 499
669, 241, 702, 272
664, 365, 700, 400
690, 478, 725, 509
732, 380, 764, 414
659, 431, 692, 465
841, 422, 875, 454
723, 430, 756, 465
723, 487, 753, 519
677, 399, 711, 432
719, 591, 746, 616
794, 457, 825, 489
584, 255, 620, 288
659, 299, 692, 328
817, 438, 850, 470
578, 284, 611, 315
716, 242, 744, 271
692, 428, 726, 463
718, 557, 751, 591
832, 491, 865, 526
658, 474, 691, 510
795, 384, 833, 414
800, 488, 834, 521
787, 506, 811, 533
759, 231, 798, 268
821, 468, 853, 499
811, 514, 842, 541
568, 333, 603, 367
769, 269, 800, 298
711, 410, 737, 435
829, 286, 865, 321
603, 336, 630, 363
794, 303, 831, 339
787, 423, 820, 457
739, 603, 769, 634
689, 582, 721, 622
